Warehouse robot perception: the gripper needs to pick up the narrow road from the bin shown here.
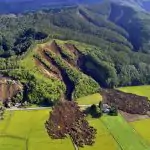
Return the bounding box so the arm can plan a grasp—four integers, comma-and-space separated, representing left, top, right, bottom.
7, 105, 92, 111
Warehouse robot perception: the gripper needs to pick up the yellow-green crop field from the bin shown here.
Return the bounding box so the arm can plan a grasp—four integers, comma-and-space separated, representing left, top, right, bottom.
101, 115, 150, 150
80, 118, 120, 150
0, 110, 74, 150
131, 119, 150, 144
118, 85, 150, 148
118, 85, 150, 100
77, 93, 102, 105
0, 109, 150, 150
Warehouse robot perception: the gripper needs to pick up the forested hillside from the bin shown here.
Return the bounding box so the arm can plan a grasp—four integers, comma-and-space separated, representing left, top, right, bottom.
1, 1, 150, 104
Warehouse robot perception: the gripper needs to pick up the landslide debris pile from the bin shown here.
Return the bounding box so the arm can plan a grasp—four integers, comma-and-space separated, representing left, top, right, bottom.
0, 77, 23, 102
45, 101, 96, 147
101, 89, 150, 115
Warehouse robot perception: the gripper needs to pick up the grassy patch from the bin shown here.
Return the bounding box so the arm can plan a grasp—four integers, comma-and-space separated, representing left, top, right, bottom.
131, 119, 150, 143
77, 93, 102, 105
0, 110, 74, 150
118, 86, 150, 100
101, 115, 150, 150
80, 118, 120, 150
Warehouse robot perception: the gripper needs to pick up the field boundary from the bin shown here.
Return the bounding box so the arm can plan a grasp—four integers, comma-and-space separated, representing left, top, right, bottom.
129, 122, 150, 147
100, 119, 123, 150
1, 111, 14, 134
0, 134, 26, 140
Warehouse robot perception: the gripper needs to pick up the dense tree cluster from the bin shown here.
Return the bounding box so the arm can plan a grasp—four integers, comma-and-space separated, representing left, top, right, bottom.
3, 69, 65, 105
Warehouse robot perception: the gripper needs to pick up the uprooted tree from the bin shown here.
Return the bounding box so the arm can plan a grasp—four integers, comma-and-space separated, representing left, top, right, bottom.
45, 100, 97, 147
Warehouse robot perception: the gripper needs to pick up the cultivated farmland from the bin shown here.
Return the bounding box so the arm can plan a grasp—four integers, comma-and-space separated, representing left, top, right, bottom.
119, 86, 150, 100
101, 115, 150, 150
0, 109, 150, 150
77, 93, 102, 105
0, 110, 74, 150
131, 119, 150, 143
80, 118, 120, 150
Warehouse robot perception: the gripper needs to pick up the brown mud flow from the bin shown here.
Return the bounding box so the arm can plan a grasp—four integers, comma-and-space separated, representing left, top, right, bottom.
101, 89, 150, 115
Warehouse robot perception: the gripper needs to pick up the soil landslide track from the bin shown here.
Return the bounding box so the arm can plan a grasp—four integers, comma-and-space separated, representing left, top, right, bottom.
0, 77, 23, 103
101, 89, 150, 115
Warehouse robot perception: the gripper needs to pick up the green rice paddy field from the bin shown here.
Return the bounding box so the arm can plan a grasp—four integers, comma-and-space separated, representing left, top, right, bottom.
1, 87, 150, 150
119, 85, 150, 145
119, 85, 150, 100
0, 110, 74, 150
77, 93, 102, 105
0, 109, 150, 150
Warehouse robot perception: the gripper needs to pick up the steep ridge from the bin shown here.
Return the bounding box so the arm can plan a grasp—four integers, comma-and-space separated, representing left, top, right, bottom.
33, 40, 99, 100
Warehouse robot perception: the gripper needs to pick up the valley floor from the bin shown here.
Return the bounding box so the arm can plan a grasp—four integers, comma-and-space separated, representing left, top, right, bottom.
0, 86, 150, 150
0, 109, 150, 150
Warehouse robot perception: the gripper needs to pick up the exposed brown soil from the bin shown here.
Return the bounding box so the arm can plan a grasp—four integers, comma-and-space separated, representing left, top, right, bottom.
45, 41, 76, 69
47, 40, 61, 55
0, 77, 23, 102
120, 111, 150, 122
35, 58, 60, 79
44, 50, 75, 100
101, 89, 150, 115
64, 43, 83, 68
64, 43, 81, 58
45, 101, 96, 147
34, 41, 96, 100
38, 48, 62, 79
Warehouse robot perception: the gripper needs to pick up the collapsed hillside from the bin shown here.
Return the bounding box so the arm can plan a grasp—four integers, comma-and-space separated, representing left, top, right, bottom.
33, 40, 100, 100
0, 77, 23, 102
1, 3, 150, 90
1, 2, 150, 105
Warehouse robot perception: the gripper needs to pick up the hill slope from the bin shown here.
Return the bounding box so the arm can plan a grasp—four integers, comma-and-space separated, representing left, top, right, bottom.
1, 0, 150, 14
1, 2, 150, 104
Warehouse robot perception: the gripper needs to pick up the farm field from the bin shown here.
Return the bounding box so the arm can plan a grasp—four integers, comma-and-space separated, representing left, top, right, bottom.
0, 109, 150, 150
0, 110, 74, 150
0, 109, 119, 150
77, 93, 102, 105
131, 119, 150, 143
118, 86, 150, 100
101, 115, 150, 150
80, 118, 120, 150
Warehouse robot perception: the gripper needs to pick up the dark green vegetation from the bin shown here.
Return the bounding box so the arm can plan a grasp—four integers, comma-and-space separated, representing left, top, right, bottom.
85, 104, 103, 118
1, 1, 150, 104
0, 40, 100, 105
